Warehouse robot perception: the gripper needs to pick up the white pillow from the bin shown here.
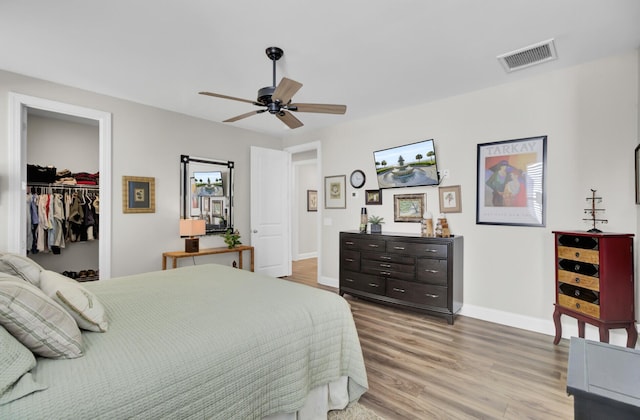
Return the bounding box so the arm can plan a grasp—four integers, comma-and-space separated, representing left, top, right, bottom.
39, 270, 109, 332
0, 325, 47, 405
0, 275, 83, 359
0, 253, 44, 287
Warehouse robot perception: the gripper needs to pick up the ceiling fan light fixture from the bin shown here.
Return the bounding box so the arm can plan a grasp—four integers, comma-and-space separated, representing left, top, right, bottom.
198, 46, 347, 129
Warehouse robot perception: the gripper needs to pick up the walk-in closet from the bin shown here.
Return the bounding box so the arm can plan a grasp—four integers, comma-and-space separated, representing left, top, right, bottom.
26, 109, 100, 281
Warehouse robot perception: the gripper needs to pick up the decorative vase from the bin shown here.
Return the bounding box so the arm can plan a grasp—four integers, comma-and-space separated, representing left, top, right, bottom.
370, 223, 382, 234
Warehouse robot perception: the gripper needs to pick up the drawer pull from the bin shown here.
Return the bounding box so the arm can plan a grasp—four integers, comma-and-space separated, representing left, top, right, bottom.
345, 278, 354, 283
393, 287, 406, 293
368, 244, 380, 248
379, 271, 391, 276
393, 246, 405, 250
345, 258, 354, 262
575, 277, 580, 283
575, 252, 580, 258
425, 269, 439, 274
379, 263, 391, 268
425, 293, 439, 298
345, 241, 354, 245
424, 249, 439, 253
574, 264, 580, 271
380, 256, 392, 260
368, 283, 380, 288
575, 303, 581, 309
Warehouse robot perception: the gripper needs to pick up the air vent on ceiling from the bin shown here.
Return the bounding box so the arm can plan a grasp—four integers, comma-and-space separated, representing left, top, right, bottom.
497, 39, 557, 73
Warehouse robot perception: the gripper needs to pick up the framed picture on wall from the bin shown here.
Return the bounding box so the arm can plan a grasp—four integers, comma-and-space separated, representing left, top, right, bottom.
393, 193, 425, 222
365, 189, 382, 205
439, 185, 462, 213
122, 176, 155, 213
307, 190, 318, 212
324, 175, 346, 209
476, 135, 547, 226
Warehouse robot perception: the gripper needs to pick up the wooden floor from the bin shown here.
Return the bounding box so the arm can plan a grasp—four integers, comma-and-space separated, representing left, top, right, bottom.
283, 259, 574, 420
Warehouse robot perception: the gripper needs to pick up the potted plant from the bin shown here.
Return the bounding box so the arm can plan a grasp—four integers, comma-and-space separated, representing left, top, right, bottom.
223, 229, 242, 248
368, 215, 385, 234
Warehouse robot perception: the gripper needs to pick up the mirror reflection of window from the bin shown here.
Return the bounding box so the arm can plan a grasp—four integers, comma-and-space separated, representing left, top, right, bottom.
180, 155, 234, 235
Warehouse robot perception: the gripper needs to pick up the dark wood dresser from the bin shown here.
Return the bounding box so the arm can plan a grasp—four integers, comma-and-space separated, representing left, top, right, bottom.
552, 230, 637, 348
339, 231, 463, 324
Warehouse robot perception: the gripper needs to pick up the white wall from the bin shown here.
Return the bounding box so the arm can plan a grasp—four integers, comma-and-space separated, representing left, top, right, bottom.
0, 69, 282, 277
284, 51, 640, 345
293, 160, 318, 259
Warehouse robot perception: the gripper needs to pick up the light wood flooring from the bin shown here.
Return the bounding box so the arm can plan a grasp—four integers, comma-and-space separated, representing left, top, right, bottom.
283, 258, 574, 420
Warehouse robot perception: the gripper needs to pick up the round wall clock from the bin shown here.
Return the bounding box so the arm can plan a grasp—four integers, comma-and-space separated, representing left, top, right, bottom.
350, 170, 366, 189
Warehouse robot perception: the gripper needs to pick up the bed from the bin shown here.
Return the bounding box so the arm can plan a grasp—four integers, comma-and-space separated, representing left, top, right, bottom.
0, 262, 368, 419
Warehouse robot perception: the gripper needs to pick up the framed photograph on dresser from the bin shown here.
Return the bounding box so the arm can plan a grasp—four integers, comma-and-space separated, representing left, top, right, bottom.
476, 135, 546, 227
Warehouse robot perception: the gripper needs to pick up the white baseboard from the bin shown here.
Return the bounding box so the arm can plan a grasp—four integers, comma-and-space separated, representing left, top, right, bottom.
293, 252, 318, 261
460, 303, 634, 348
319, 275, 338, 288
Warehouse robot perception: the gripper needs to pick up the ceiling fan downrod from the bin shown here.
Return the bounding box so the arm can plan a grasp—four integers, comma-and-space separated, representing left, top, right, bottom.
265, 46, 283, 88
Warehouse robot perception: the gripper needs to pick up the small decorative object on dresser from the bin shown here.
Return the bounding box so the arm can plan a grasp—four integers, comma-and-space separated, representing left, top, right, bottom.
552, 230, 637, 348
367, 215, 384, 234
339, 231, 463, 324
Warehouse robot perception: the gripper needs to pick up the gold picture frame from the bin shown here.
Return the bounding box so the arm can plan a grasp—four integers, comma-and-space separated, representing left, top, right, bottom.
393, 193, 425, 222
122, 176, 155, 213
439, 185, 462, 213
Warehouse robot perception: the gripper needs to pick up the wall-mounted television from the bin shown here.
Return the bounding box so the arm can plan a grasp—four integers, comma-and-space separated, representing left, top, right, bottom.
373, 139, 439, 189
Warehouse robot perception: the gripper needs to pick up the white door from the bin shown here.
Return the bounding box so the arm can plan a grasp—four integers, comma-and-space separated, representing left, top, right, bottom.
250, 146, 291, 277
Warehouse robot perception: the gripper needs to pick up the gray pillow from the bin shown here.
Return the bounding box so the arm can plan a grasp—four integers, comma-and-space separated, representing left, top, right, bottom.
0, 275, 84, 359
0, 325, 47, 405
0, 253, 44, 287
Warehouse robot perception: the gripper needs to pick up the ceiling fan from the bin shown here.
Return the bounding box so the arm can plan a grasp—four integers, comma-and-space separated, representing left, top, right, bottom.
199, 47, 347, 129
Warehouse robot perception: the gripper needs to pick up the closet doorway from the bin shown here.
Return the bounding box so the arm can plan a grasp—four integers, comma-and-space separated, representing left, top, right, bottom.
8, 93, 112, 279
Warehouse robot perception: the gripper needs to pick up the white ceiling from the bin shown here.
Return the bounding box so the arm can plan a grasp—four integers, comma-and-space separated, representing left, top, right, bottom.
2, 1, 639, 137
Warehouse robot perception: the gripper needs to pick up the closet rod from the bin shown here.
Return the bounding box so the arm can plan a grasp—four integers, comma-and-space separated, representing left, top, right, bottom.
27, 182, 100, 190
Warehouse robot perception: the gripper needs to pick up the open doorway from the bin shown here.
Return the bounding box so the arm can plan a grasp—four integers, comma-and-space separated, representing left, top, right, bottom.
8, 93, 112, 279
286, 141, 321, 285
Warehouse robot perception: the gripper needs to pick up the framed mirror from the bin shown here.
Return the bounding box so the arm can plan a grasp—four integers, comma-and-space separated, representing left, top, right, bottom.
180, 155, 234, 234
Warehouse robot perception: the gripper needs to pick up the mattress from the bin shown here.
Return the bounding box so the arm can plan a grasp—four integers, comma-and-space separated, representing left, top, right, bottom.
1, 264, 368, 419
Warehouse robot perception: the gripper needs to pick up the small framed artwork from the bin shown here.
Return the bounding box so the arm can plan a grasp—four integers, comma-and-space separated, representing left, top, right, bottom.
211, 199, 223, 217
365, 189, 382, 205
122, 176, 155, 213
635, 144, 640, 204
324, 175, 346, 209
394, 193, 425, 222
476, 135, 546, 227
307, 190, 318, 212
439, 185, 462, 213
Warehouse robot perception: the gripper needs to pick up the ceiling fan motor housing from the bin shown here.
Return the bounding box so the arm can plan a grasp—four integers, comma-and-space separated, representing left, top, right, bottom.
258, 86, 276, 105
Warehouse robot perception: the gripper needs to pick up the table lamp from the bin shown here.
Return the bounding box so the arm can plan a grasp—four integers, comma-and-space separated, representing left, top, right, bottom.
180, 219, 206, 253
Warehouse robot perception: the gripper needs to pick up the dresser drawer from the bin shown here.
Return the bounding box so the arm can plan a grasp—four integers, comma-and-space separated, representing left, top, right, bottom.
558, 259, 599, 277
558, 294, 600, 318
557, 270, 600, 291
416, 258, 448, 285
387, 279, 447, 308
558, 283, 599, 304
341, 236, 385, 252
361, 251, 414, 265
557, 246, 599, 264
386, 240, 448, 258
361, 260, 415, 281
340, 250, 360, 272
341, 271, 386, 295
558, 234, 598, 250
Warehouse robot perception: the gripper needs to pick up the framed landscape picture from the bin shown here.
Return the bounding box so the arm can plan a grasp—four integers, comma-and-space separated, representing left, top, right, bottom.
393, 193, 425, 222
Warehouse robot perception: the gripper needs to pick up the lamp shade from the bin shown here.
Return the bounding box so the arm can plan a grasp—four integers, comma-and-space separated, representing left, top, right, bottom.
180, 219, 206, 237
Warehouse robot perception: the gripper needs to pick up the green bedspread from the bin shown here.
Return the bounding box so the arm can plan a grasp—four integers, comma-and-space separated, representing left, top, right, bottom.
1, 264, 368, 419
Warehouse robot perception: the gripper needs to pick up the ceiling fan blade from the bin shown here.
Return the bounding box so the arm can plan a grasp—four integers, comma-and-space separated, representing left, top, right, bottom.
276, 111, 304, 129
272, 78, 303, 104
224, 109, 266, 123
289, 103, 347, 114
199, 91, 260, 106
